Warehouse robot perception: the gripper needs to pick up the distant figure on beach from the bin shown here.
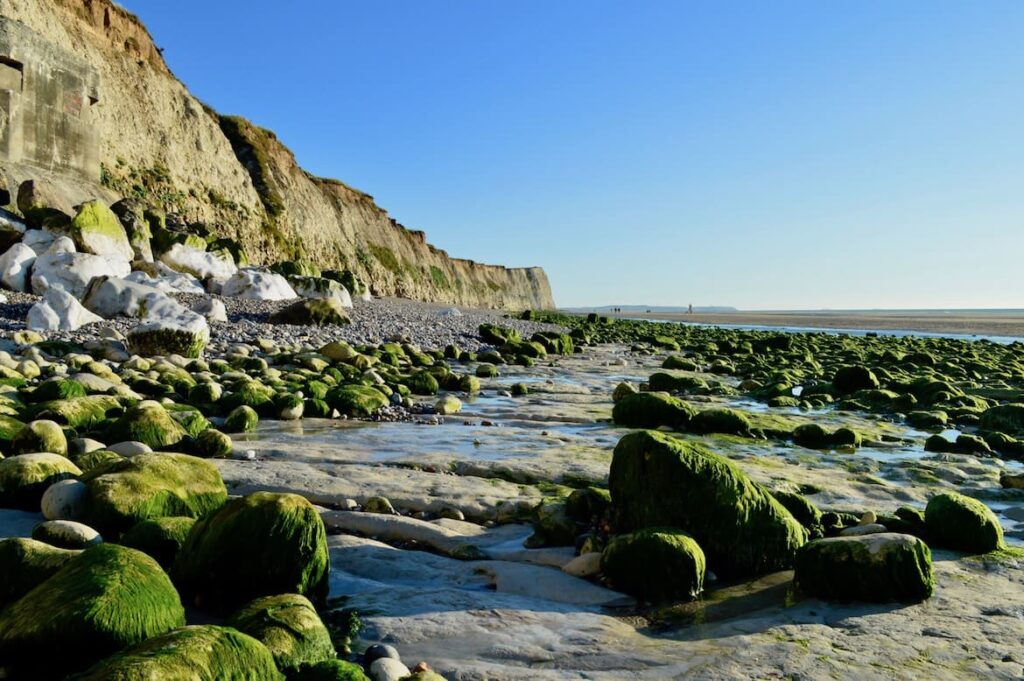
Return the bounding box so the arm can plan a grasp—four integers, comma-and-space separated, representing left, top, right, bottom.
688, 303, 693, 314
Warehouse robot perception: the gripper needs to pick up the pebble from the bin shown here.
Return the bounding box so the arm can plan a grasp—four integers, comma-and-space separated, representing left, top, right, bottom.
369, 657, 411, 681
840, 523, 888, 536
364, 643, 401, 664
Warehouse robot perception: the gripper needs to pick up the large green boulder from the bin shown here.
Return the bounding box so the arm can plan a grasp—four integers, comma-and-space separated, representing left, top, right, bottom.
0, 537, 80, 608
79, 453, 227, 535
979, 403, 1024, 434
173, 492, 329, 611
224, 405, 259, 433
687, 408, 751, 436
10, 419, 67, 455
291, 659, 370, 681
68, 200, 134, 260
120, 516, 197, 569
0, 544, 185, 678
103, 401, 188, 450
924, 492, 1004, 553
326, 385, 388, 418
608, 430, 807, 578
612, 392, 696, 429
794, 533, 934, 603
601, 527, 706, 602
0, 452, 81, 509
832, 365, 879, 394
647, 372, 708, 394
31, 395, 123, 430
74, 625, 283, 680
269, 298, 350, 326
227, 594, 336, 673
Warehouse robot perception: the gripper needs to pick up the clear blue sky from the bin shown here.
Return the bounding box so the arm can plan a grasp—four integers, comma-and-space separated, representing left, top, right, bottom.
120, 1, 1024, 310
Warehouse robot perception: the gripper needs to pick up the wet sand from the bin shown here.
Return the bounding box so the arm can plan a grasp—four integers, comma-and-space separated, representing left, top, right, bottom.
607, 310, 1024, 338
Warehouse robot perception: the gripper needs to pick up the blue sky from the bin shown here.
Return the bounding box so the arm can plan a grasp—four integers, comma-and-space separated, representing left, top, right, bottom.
120, 1, 1024, 310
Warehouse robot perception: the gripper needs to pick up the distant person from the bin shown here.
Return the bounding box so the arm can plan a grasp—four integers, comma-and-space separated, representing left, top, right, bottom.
688, 303, 693, 314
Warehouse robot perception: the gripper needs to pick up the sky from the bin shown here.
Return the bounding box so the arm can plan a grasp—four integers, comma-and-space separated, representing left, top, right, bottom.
119, 1, 1024, 310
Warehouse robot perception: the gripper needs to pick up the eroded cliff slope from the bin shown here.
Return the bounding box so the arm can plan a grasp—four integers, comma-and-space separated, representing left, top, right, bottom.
0, 0, 554, 308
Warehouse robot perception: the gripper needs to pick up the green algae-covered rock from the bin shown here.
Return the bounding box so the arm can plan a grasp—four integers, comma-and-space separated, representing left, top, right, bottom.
906, 410, 948, 429
458, 374, 481, 393
0, 543, 185, 678
0, 537, 80, 608
612, 392, 696, 429
831, 427, 862, 448
68, 200, 133, 259
71, 448, 124, 474
227, 594, 336, 673
80, 452, 227, 534
11, 419, 68, 455
647, 372, 708, 394
565, 486, 611, 523
224, 405, 259, 433
326, 384, 388, 418
31, 395, 123, 430
0, 413, 25, 444
770, 490, 823, 535
792, 423, 830, 449
925, 492, 1004, 553
611, 381, 638, 403
170, 408, 212, 438
104, 402, 188, 450
435, 395, 462, 415
794, 533, 934, 603
662, 355, 699, 371
979, 403, 1024, 434
479, 323, 519, 345
475, 362, 499, 378
832, 365, 880, 394
74, 624, 283, 681
291, 659, 370, 681
525, 499, 578, 548
120, 516, 197, 569
687, 408, 751, 436
407, 370, 440, 395
269, 298, 350, 326
173, 491, 329, 611
28, 378, 86, 403
601, 527, 705, 602
195, 428, 233, 458
609, 430, 807, 578
0, 452, 81, 509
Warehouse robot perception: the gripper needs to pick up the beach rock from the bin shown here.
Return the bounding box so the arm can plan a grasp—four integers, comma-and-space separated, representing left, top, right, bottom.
120, 516, 196, 569
78, 452, 227, 534
612, 391, 695, 429
73, 624, 282, 681
21, 228, 57, 254
195, 429, 234, 458
193, 297, 228, 323
106, 440, 153, 457
126, 302, 210, 358
832, 365, 880, 394
30, 250, 131, 298
109, 198, 154, 262
11, 419, 68, 455
290, 275, 353, 304
0, 208, 27, 250
688, 408, 752, 436
125, 264, 206, 294
609, 430, 807, 578
364, 644, 401, 665
326, 385, 388, 417
794, 533, 934, 602
67, 200, 134, 260
291, 659, 371, 680
269, 298, 351, 325
227, 593, 336, 673
840, 523, 888, 537
31, 519, 103, 549
612, 381, 639, 403
0, 243, 35, 291
979, 403, 1024, 434
0, 538, 80, 609
364, 496, 397, 515
16, 179, 72, 229
225, 405, 259, 433
222, 268, 297, 300
1001, 472, 1024, 489
602, 527, 705, 602
26, 287, 103, 331
0, 543, 185, 678
562, 551, 603, 578
924, 492, 1004, 553
104, 401, 188, 450
435, 395, 462, 415
160, 242, 238, 281
369, 658, 411, 681
172, 491, 329, 611
81, 275, 163, 318
41, 478, 88, 520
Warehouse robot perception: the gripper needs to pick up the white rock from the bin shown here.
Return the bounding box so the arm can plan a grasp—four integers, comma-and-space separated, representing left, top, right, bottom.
369, 658, 411, 681
0, 208, 27, 239
69, 372, 117, 393
290, 276, 353, 307
562, 551, 603, 578
124, 265, 205, 294
45, 236, 76, 255
222, 268, 297, 301
159, 243, 238, 281
21, 228, 57, 254
33, 519, 102, 549
70, 438, 106, 455
82, 276, 165, 319
126, 299, 210, 358
840, 523, 889, 537
106, 441, 152, 457
41, 479, 87, 521
27, 288, 103, 331
438, 307, 462, 317
192, 297, 228, 323
31, 251, 131, 298
0, 243, 36, 292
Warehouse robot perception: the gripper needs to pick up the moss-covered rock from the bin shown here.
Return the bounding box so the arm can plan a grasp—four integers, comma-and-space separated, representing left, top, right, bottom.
28, 378, 86, 403
609, 430, 807, 578
195, 428, 233, 458
407, 370, 440, 395
565, 486, 611, 523
611, 381, 638, 403
906, 410, 948, 429
71, 448, 124, 474
601, 527, 705, 602
31, 395, 123, 430
479, 323, 519, 345
794, 533, 934, 603
687, 408, 751, 436
792, 423, 831, 449
924, 492, 1003, 553
227, 594, 335, 673
325, 385, 388, 418
173, 491, 329, 611
435, 395, 462, 415
225, 405, 260, 433
104, 402, 188, 450
0, 537, 80, 609
11, 419, 68, 455
120, 516, 197, 569
68, 200, 134, 260
525, 500, 578, 548
475, 362, 498, 378
79, 452, 227, 535
662, 355, 699, 371
612, 392, 696, 429
647, 372, 708, 394
0, 452, 81, 509
831, 427, 862, 448
832, 365, 879, 394
770, 490, 823, 535
979, 403, 1024, 434
269, 298, 350, 326
74, 624, 283, 680
0, 543, 185, 678
291, 659, 370, 681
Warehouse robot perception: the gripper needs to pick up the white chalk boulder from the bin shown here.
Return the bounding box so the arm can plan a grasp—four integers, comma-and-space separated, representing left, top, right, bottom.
159, 242, 238, 281
26, 288, 103, 331
222, 268, 297, 301
0, 243, 36, 292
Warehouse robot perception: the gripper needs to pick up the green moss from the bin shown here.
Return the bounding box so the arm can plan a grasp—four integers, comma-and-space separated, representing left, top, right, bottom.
407, 370, 440, 396
565, 486, 611, 523
687, 408, 752, 436
794, 534, 934, 603
832, 365, 880, 394
525, 500, 578, 547
0, 544, 185, 678
612, 392, 696, 429
662, 355, 699, 371
30, 395, 123, 430
219, 116, 286, 218
609, 430, 807, 578
979, 403, 1024, 434
104, 402, 188, 450
602, 527, 705, 602
291, 659, 370, 681
648, 372, 709, 393
27, 378, 86, 403
195, 429, 233, 458
173, 492, 329, 611
80, 452, 227, 535
479, 323, 520, 345
127, 326, 208, 359
367, 243, 401, 274
925, 492, 1004, 553
11, 419, 68, 455
0, 452, 81, 510
325, 385, 388, 418
71, 448, 124, 474
0, 538, 80, 609
120, 516, 197, 569
269, 299, 351, 326
770, 490, 823, 533
227, 594, 335, 673
171, 409, 212, 438
75, 624, 283, 680
475, 363, 499, 378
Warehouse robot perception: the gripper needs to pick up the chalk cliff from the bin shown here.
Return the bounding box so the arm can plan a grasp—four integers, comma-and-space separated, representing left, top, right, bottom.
0, 0, 554, 309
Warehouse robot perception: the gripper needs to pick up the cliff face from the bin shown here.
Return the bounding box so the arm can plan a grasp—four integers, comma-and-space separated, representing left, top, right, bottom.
0, 0, 554, 309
